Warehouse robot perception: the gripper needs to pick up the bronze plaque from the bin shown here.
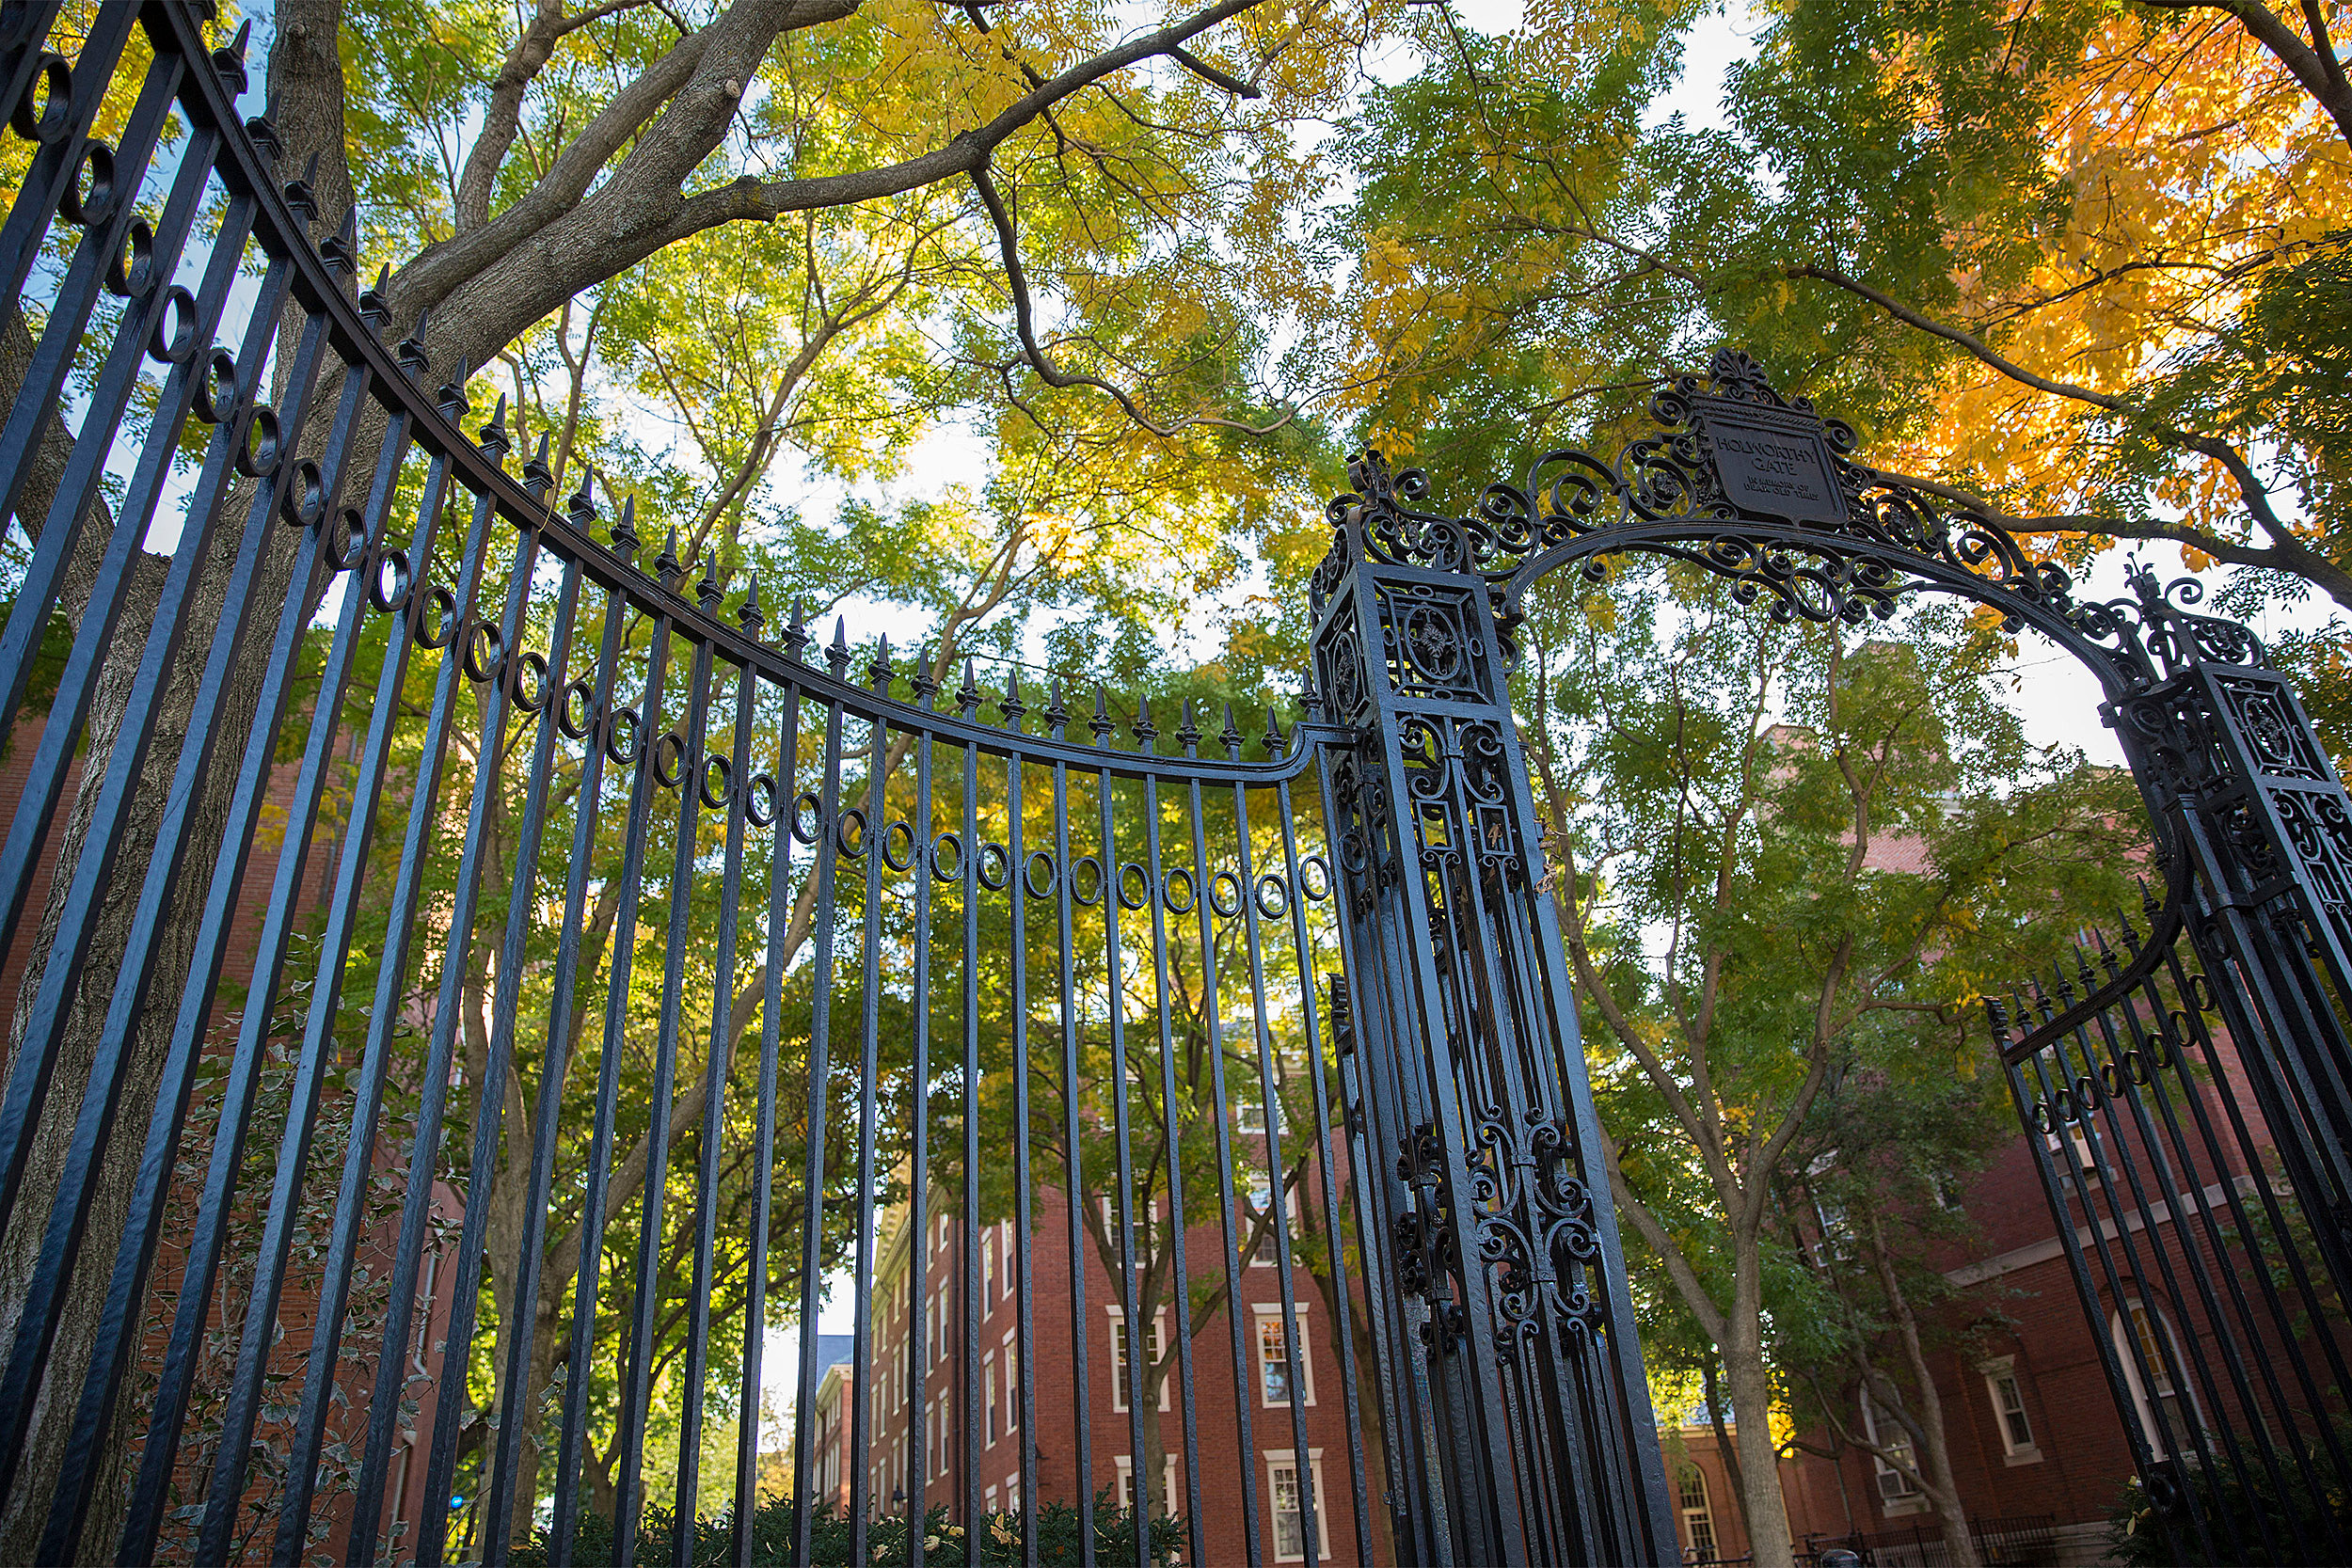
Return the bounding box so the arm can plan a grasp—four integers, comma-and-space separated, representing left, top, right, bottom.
1700, 404, 1846, 527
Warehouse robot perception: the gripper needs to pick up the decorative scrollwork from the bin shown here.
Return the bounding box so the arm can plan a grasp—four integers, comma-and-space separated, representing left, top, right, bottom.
1311, 349, 2267, 695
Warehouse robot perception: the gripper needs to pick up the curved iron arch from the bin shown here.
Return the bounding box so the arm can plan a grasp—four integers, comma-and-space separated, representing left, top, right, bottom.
1311, 347, 2264, 703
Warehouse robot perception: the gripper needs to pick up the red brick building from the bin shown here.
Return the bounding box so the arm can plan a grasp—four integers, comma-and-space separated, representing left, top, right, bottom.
802, 1176, 1375, 1565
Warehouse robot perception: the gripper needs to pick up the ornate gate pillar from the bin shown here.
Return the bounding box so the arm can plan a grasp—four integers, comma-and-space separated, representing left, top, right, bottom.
1311, 454, 1677, 1567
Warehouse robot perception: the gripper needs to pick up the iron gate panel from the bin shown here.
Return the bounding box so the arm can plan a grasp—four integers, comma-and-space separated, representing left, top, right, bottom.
0, 8, 1444, 1565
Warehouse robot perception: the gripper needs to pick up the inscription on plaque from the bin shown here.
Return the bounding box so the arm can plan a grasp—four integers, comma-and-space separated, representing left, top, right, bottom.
1701, 406, 1845, 527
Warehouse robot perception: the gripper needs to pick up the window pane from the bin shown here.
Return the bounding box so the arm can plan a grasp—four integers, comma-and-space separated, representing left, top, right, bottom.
1272, 1465, 1304, 1557
1259, 1317, 1291, 1403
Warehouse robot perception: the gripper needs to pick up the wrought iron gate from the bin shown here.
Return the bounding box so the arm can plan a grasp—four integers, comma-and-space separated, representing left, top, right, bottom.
0, 6, 1670, 1565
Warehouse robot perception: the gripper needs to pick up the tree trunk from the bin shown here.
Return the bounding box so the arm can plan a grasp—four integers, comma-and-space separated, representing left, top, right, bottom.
1866, 1220, 1979, 1568
1724, 1243, 1795, 1568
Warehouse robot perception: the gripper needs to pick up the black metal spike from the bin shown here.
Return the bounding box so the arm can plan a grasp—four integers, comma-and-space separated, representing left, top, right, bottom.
1984, 994, 2010, 1040
1176, 698, 1201, 754
1263, 705, 1284, 757
784, 601, 812, 663
1089, 687, 1116, 745
612, 499, 643, 562
1043, 679, 1069, 739
739, 575, 766, 637
2095, 927, 2124, 981
697, 553, 723, 612
868, 635, 893, 695
433, 379, 467, 423
358, 264, 393, 333
2049, 965, 2076, 1007
911, 647, 940, 708
957, 657, 980, 716
826, 618, 851, 678
321, 208, 359, 278
283, 152, 322, 227
1219, 701, 1243, 758
656, 528, 684, 591
2076, 946, 2100, 993
1133, 697, 1157, 749
999, 667, 1026, 729
2117, 904, 2142, 954
246, 89, 282, 163
212, 18, 252, 94
477, 394, 511, 464
523, 435, 554, 502
395, 307, 431, 377
1301, 680, 1326, 725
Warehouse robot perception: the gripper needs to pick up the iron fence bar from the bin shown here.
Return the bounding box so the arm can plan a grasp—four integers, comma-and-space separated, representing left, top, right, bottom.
0, 190, 290, 1496
737, 624, 803, 1568
1226, 728, 1318, 1567
1045, 689, 1096, 1568
262, 390, 490, 1565
1004, 672, 1041, 1568
846, 635, 893, 1568
1136, 725, 1208, 1568
1271, 774, 1378, 1568
1093, 696, 1150, 1568
790, 661, 850, 1568
2045, 967, 2278, 1560
959, 664, 985, 1544
2093, 937, 2352, 1564
470, 541, 596, 1565
907, 655, 940, 1563
1180, 707, 1265, 1568
516, 487, 633, 1565
0, 3, 131, 301
118, 328, 378, 1563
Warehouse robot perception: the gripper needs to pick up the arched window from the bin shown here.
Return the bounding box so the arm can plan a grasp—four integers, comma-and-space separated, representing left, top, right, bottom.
2110, 1297, 2206, 1458
1677, 1463, 1717, 1562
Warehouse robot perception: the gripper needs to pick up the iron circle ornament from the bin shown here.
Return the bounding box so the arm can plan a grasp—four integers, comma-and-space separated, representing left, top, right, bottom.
744, 772, 780, 829
1162, 867, 1198, 914
15, 55, 74, 145
928, 831, 964, 882
791, 791, 822, 847
509, 651, 551, 714
1118, 862, 1152, 911
836, 806, 868, 858
1071, 855, 1104, 907
1253, 872, 1290, 920
413, 585, 461, 650
368, 547, 414, 614
700, 754, 734, 811
558, 679, 597, 739
1297, 854, 1333, 902
192, 348, 238, 424
651, 732, 688, 790
605, 706, 645, 768
881, 817, 915, 872
1024, 849, 1058, 899
1209, 870, 1244, 919
977, 841, 1010, 891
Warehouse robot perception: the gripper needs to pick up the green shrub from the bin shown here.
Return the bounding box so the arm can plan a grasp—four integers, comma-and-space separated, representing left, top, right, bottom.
2108, 1445, 2352, 1567
512, 1489, 1184, 1567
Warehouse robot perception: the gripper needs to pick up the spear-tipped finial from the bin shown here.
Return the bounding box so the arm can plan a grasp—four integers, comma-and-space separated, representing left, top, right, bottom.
826, 617, 852, 678
358, 263, 393, 333
396, 308, 432, 377
522, 433, 553, 499
2094, 927, 2123, 980
1262, 705, 1284, 756
1089, 687, 1116, 745
2139, 877, 2162, 922
2117, 903, 2142, 954
1175, 698, 1201, 753
1043, 678, 1069, 737
1218, 701, 1243, 757
1133, 696, 1157, 748
1984, 993, 2010, 1039
868, 634, 894, 694
956, 657, 980, 716
911, 647, 940, 708
1300, 680, 1326, 724
283, 152, 322, 226
655, 527, 684, 591
784, 600, 811, 662
246, 87, 282, 162
212, 18, 252, 94
739, 575, 766, 636
612, 498, 644, 561
697, 554, 723, 610
478, 394, 510, 463
321, 207, 359, 278
558, 459, 590, 521
999, 667, 1027, 729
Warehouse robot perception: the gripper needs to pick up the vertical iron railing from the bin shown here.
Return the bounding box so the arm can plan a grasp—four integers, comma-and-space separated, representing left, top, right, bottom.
0, 7, 1388, 1565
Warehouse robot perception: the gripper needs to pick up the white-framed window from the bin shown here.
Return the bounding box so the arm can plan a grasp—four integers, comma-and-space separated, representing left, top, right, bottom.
1005, 1473, 1022, 1516
1979, 1356, 2040, 1464
2047, 1122, 2101, 1183
984, 1351, 998, 1445
1263, 1449, 1330, 1562
2112, 1298, 2204, 1458
1113, 1453, 1180, 1513
1254, 1306, 1315, 1406
1859, 1391, 1924, 1513
1248, 1180, 1279, 1265
985, 1483, 999, 1513
1004, 1334, 1021, 1432
1677, 1464, 1717, 1561
983, 1232, 995, 1305
1813, 1197, 1854, 1263
1108, 1307, 1171, 1412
